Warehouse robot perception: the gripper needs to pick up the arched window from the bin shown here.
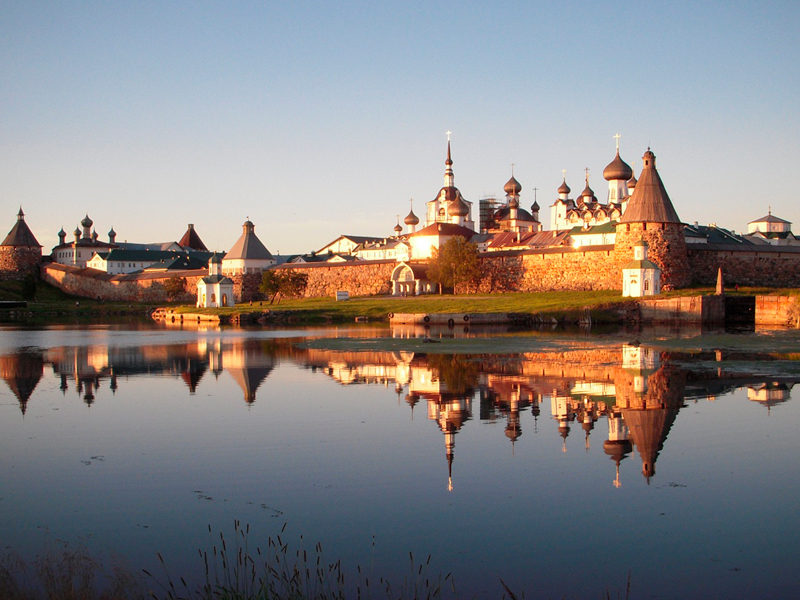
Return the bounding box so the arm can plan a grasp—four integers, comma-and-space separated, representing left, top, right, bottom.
222, 294, 228, 307
644, 280, 650, 292
211, 293, 216, 304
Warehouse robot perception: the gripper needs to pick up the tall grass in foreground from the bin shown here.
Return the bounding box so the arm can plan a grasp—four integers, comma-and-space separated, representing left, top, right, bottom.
146, 521, 453, 600
0, 522, 631, 599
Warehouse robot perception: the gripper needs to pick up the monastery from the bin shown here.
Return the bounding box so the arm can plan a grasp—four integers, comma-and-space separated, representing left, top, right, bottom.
4, 133, 800, 302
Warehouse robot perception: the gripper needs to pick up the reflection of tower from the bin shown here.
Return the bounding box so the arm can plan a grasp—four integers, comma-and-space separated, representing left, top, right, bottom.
427, 396, 471, 492
615, 355, 686, 483
0, 351, 44, 415
581, 400, 598, 452
603, 410, 632, 488
504, 396, 522, 455
180, 360, 208, 395
550, 391, 573, 452
224, 339, 275, 403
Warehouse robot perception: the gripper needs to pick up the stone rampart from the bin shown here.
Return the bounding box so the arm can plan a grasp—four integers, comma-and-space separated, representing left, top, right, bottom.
274, 260, 395, 298
460, 247, 620, 293
687, 246, 800, 287
41, 263, 201, 303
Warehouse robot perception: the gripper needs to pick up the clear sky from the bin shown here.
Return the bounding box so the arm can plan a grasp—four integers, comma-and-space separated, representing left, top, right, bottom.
1, 1, 798, 255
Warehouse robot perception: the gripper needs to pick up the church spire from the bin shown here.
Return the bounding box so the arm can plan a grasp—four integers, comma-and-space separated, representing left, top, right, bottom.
444, 131, 454, 187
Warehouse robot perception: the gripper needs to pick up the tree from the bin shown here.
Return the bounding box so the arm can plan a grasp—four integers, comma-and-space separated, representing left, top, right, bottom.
427, 237, 481, 293
164, 277, 187, 301
259, 270, 309, 304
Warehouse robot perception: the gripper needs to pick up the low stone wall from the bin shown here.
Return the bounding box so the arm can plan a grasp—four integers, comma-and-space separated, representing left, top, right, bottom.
41, 263, 202, 303
755, 295, 800, 326
639, 295, 725, 324
688, 246, 800, 287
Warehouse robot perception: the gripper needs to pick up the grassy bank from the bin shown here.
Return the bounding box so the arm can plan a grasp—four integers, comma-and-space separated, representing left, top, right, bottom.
177, 289, 633, 323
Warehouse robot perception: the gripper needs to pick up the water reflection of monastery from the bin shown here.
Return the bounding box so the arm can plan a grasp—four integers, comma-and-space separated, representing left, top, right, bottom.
1, 338, 796, 489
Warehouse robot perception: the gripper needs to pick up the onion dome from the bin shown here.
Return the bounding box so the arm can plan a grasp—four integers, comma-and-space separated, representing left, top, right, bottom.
504, 175, 522, 196
404, 209, 419, 226
558, 179, 570, 195
58, 227, 66, 237
73, 227, 81, 237
628, 171, 638, 189
581, 182, 596, 201
531, 201, 540, 213
449, 197, 469, 217
603, 150, 633, 181
81, 214, 93, 228
394, 223, 403, 234
108, 226, 116, 238
91, 230, 98, 241
210, 252, 222, 264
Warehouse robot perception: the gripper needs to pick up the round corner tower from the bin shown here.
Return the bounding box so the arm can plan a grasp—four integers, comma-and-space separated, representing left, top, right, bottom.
0, 208, 42, 280
614, 149, 690, 288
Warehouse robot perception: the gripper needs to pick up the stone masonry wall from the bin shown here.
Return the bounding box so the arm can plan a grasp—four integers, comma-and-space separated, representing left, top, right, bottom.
41, 264, 202, 303
687, 247, 800, 287
0, 247, 42, 280
276, 261, 396, 298
457, 248, 621, 294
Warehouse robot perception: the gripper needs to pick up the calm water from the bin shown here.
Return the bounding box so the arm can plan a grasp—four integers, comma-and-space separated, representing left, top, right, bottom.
1, 323, 798, 599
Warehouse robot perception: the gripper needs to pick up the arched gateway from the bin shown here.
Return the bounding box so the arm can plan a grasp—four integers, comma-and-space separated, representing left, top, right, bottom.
391, 262, 437, 296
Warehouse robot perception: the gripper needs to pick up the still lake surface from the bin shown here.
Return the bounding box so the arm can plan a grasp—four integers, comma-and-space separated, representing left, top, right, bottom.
1, 322, 798, 599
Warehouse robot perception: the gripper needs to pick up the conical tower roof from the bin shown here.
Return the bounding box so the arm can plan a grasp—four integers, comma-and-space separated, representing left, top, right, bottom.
225, 220, 274, 261
2, 208, 41, 247
619, 149, 681, 224
178, 224, 208, 252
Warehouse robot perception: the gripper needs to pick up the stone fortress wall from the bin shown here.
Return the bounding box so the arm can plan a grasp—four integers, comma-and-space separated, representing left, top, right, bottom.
40, 241, 800, 302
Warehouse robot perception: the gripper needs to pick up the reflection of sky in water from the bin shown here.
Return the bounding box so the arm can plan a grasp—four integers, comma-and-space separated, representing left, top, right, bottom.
0, 328, 798, 599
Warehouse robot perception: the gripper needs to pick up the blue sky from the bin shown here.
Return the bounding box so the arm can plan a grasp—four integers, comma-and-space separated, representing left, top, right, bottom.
1, 1, 798, 254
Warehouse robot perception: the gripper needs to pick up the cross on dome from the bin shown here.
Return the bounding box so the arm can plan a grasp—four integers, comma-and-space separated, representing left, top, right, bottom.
614, 133, 621, 150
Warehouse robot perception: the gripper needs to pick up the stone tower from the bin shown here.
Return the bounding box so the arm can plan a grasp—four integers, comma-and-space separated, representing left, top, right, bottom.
614, 149, 690, 289
0, 208, 42, 280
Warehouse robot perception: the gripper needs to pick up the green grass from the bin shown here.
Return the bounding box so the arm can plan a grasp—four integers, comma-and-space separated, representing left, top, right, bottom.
175, 290, 631, 322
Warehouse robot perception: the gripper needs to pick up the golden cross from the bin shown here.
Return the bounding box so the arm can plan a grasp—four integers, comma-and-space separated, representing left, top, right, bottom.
614, 133, 621, 150
446, 130, 451, 142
